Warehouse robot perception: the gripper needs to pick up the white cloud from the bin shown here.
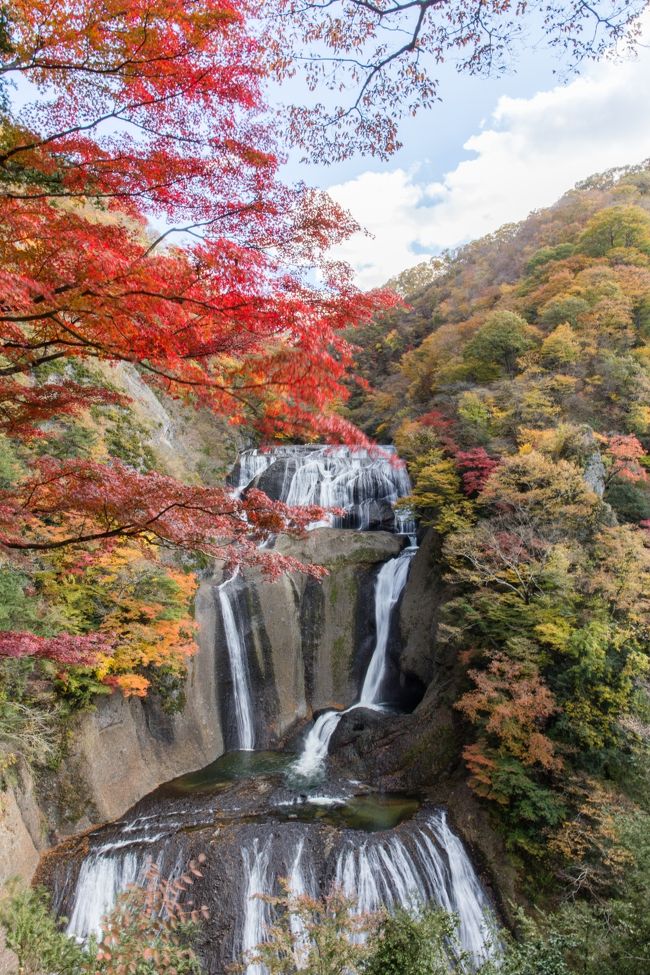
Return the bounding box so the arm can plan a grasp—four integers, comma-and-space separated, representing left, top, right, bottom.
326, 31, 650, 289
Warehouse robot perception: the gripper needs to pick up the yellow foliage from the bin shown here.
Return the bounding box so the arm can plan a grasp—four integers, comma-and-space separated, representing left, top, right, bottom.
41, 542, 197, 695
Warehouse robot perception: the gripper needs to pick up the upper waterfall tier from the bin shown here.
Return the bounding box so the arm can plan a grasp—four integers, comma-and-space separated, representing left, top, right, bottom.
231, 445, 413, 532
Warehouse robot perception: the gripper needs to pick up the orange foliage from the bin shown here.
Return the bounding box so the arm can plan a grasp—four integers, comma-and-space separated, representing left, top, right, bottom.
457, 652, 562, 772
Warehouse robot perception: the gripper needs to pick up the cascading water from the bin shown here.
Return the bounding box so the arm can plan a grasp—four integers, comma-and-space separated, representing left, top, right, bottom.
217, 572, 255, 751
334, 810, 494, 965
45, 443, 500, 974
292, 541, 417, 779
425, 811, 494, 960
234, 446, 412, 530
360, 542, 417, 707
291, 708, 346, 779
241, 839, 272, 975
287, 838, 313, 963
66, 849, 144, 940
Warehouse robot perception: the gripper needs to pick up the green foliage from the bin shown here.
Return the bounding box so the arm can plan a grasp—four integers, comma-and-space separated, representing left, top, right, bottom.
457, 392, 496, 443
578, 206, 650, 257
0, 434, 24, 487
539, 296, 589, 328
464, 312, 539, 378
604, 477, 650, 523
0, 564, 63, 779
495, 912, 574, 975
526, 243, 575, 275
34, 422, 97, 461
539, 324, 581, 368
147, 664, 188, 715
103, 409, 157, 472
0, 685, 60, 784
0, 565, 42, 632
498, 810, 650, 975
399, 447, 471, 532
365, 907, 476, 975
0, 884, 86, 975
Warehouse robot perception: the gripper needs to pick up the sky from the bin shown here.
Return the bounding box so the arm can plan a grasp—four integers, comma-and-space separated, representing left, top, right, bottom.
285, 14, 650, 289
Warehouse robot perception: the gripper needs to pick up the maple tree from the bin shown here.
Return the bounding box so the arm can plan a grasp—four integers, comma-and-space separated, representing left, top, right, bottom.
264, 0, 648, 160
0, 630, 107, 666
0, 0, 395, 562
0, 0, 400, 688
602, 434, 648, 484
455, 448, 500, 496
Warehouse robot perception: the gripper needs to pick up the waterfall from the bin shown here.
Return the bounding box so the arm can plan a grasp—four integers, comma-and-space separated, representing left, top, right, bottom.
427, 810, 495, 960
49, 442, 501, 975
291, 709, 346, 778
235, 815, 493, 969
241, 839, 272, 975
66, 850, 143, 940
218, 573, 255, 751
360, 543, 417, 707
235, 446, 412, 530
292, 543, 416, 779
334, 810, 494, 966
64, 832, 180, 942
234, 449, 273, 495
288, 838, 313, 965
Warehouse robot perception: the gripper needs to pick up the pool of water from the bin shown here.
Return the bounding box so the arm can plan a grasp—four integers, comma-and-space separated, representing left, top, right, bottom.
155, 750, 294, 796
151, 751, 421, 832
277, 792, 421, 832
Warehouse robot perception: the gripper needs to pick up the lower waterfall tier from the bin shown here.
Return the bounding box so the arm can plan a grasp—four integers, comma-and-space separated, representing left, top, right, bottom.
40, 765, 497, 974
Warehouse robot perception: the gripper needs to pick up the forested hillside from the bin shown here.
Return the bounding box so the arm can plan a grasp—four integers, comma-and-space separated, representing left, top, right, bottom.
344, 163, 650, 968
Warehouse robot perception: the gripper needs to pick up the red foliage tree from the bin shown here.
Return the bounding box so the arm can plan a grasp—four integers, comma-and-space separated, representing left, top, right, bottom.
455, 448, 500, 496
604, 434, 648, 484
457, 652, 563, 784
0, 0, 396, 560
0, 459, 327, 577
0, 631, 110, 666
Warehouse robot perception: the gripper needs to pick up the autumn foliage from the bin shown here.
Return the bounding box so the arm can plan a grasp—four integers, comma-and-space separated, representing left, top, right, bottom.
0, 0, 397, 691
346, 164, 650, 860
0, 0, 393, 542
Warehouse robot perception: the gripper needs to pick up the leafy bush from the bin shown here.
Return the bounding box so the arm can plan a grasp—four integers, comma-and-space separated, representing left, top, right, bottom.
0, 860, 206, 975
365, 907, 477, 975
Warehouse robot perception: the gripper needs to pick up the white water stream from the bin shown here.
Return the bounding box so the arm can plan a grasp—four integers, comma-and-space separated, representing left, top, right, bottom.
360, 542, 416, 706
334, 810, 494, 964
242, 839, 272, 975
292, 542, 417, 779
218, 572, 255, 751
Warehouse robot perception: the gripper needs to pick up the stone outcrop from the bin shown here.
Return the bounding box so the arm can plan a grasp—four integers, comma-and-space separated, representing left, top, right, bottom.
0, 786, 39, 887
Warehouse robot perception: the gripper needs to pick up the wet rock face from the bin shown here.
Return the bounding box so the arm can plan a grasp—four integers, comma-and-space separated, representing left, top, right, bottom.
250, 455, 302, 500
